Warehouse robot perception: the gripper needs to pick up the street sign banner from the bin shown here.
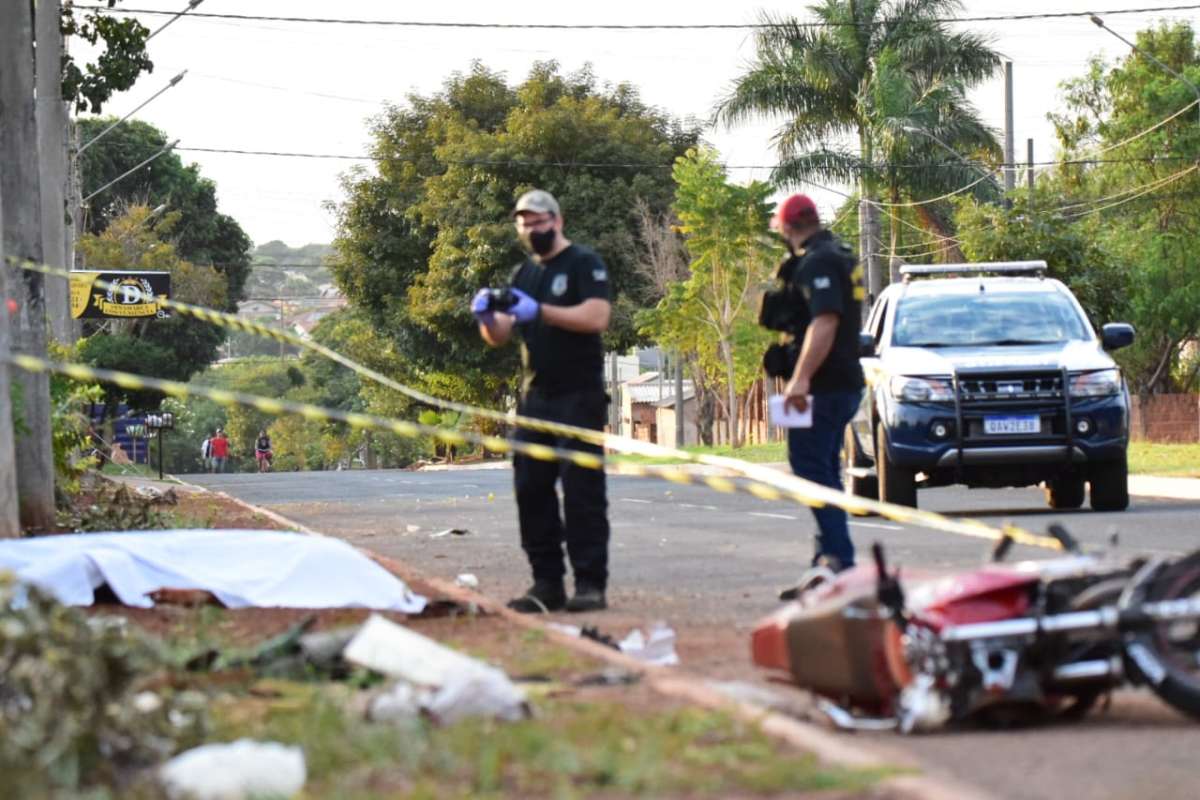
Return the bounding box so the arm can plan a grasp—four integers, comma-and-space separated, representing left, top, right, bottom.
69, 270, 170, 319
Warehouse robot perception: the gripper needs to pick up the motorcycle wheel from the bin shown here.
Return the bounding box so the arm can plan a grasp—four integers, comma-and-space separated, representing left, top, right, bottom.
1123, 552, 1200, 719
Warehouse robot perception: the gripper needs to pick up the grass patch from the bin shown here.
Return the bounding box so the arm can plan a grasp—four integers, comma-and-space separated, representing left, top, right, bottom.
612, 442, 787, 467
1129, 442, 1200, 477
210, 685, 888, 799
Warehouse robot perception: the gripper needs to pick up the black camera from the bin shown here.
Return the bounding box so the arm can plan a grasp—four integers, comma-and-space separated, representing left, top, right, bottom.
759, 288, 799, 332
482, 288, 517, 312
763, 341, 799, 378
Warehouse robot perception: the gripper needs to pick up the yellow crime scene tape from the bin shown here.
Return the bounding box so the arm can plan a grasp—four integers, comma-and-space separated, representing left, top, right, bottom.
8, 257, 1064, 553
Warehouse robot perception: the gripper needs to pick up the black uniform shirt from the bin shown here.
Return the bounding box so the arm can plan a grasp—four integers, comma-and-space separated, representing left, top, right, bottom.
788, 230, 865, 393
509, 244, 611, 394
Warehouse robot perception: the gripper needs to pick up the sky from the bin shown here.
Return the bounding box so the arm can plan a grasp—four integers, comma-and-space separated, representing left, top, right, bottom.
74, 1, 1200, 248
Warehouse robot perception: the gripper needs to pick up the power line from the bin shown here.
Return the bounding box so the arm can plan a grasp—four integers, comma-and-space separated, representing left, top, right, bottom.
72, 4, 1200, 30
174, 145, 1197, 171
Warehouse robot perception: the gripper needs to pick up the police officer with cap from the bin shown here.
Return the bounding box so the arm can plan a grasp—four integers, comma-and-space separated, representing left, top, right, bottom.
760, 193, 865, 582
471, 189, 613, 613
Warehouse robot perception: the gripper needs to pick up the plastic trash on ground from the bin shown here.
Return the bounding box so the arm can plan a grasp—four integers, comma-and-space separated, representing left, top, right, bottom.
618, 622, 680, 666
455, 573, 479, 589
345, 614, 528, 724
159, 739, 306, 800
547, 621, 680, 665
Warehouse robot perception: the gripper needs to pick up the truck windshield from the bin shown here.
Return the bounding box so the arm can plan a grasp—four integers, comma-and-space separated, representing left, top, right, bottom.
892, 290, 1091, 347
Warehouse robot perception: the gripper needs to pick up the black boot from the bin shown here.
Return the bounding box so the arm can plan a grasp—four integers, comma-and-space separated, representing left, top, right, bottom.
506, 581, 566, 614
566, 584, 607, 613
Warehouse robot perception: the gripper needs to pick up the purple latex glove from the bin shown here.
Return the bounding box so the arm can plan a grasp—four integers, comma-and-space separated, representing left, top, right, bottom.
507, 287, 540, 323
470, 288, 494, 321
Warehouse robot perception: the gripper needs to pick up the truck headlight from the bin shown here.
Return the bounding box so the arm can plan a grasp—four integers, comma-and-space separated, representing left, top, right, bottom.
1070, 369, 1121, 397
890, 376, 955, 402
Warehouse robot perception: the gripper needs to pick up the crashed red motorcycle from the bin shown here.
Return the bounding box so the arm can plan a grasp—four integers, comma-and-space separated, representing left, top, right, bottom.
752, 529, 1200, 732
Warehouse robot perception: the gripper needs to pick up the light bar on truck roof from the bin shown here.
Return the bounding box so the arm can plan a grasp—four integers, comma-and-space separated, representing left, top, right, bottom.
899, 261, 1047, 279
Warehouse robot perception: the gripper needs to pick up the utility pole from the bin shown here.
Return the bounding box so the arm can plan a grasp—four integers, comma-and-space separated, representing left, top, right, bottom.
674, 349, 684, 448
609, 352, 619, 435
0, 244, 20, 538
1027, 139, 1035, 199
1004, 61, 1015, 205
858, 199, 881, 315
36, 0, 72, 345
0, 0, 56, 530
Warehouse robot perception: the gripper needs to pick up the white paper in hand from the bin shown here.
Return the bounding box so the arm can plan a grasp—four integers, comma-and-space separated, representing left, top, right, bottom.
769, 394, 814, 428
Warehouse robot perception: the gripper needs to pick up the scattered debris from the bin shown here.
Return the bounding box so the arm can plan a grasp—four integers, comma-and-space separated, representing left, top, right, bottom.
159, 739, 306, 800
548, 621, 679, 665
429, 528, 471, 538
574, 668, 642, 687
617, 622, 680, 666
455, 573, 479, 589
581, 625, 621, 651
346, 614, 529, 724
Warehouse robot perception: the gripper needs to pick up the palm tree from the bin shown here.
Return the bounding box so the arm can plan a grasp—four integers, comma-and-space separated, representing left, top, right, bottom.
716, 0, 1002, 300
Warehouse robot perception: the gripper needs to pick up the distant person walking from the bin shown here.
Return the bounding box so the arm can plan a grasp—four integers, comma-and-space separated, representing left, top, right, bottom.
210, 429, 230, 473
200, 434, 213, 472
255, 429, 273, 473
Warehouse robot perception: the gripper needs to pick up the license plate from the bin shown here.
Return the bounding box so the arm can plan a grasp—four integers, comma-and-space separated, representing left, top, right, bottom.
984, 415, 1041, 435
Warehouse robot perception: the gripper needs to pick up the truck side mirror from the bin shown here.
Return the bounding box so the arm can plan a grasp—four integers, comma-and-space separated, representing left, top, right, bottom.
858, 332, 877, 357
1101, 323, 1135, 351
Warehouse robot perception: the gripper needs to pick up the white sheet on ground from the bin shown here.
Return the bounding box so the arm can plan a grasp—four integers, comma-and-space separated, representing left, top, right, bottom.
0, 529, 426, 612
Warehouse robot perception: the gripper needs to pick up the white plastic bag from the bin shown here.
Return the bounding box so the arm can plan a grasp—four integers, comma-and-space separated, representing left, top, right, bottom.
159, 739, 306, 800
347, 614, 528, 724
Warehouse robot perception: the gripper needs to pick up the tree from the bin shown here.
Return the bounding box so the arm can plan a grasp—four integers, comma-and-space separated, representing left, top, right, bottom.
637, 149, 779, 447
1045, 22, 1200, 393
716, 0, 1001, 299
77, 119, 252, 304
330, 62, 699, 409
76, 204, 228, 409
59, 1, 154, 114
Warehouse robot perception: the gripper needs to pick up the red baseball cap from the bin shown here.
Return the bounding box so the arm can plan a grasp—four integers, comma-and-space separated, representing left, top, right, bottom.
771, 193, 820, 230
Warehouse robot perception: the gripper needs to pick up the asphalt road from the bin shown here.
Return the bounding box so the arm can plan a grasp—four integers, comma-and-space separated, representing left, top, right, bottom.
185, 465, 1200, 800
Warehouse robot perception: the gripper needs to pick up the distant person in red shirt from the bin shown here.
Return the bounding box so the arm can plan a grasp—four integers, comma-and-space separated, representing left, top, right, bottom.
210, 428, 230, 473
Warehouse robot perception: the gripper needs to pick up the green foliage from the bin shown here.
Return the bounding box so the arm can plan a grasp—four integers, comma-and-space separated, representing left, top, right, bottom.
59, 2, 154, 114
638, 148, 778, 445
331, 62, 698, 408
718, 0, 1003, 255
1023, 20, 1200, 391
77, 119, 252, 303
953, 190, 1129, 328
48, 343, 103, 497
0, 576, 207, 794
160, 395, 225, 474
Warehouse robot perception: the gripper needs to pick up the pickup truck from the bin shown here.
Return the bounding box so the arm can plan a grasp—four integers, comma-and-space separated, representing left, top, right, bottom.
846, 261, 1135, 512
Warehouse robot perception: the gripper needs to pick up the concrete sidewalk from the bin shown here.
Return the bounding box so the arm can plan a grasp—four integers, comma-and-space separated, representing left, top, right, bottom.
1128, 474, 1200, 501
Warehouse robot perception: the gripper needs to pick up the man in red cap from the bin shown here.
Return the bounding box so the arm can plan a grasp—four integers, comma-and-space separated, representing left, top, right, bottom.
761, 193, 865, 580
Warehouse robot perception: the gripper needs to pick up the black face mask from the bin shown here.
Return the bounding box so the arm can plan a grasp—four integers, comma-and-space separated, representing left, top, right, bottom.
522, 228, 557, 256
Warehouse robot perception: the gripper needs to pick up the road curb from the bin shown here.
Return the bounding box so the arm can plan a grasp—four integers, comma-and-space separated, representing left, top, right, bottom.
169, 474, 998, 800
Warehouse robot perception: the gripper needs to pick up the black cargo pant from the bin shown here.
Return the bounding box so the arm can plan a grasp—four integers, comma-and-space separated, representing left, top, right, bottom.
513, 386, 610, 591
